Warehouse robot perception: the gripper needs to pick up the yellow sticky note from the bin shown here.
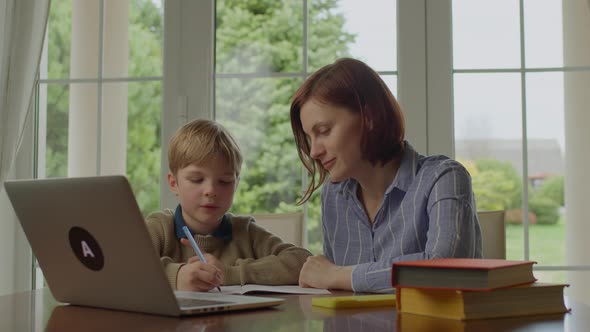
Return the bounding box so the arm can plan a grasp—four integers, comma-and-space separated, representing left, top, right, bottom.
311, 294, 396, 309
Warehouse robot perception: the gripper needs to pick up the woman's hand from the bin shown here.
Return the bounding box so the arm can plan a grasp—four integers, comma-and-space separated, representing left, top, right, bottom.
298, 255, 353, 290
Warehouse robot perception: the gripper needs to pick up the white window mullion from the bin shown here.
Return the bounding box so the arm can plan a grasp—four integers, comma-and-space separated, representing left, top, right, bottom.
397, 0, 428, 153
161, 0, 215, 210
425, 0, 454, 157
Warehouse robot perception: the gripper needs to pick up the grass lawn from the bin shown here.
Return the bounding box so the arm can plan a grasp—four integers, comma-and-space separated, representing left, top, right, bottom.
505, 216, 567, 284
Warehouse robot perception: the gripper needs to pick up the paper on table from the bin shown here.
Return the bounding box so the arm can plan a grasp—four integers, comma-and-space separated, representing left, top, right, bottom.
213, 285, 331, 295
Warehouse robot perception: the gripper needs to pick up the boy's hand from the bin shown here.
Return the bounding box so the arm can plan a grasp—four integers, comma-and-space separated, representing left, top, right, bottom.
177, 260, 223, 292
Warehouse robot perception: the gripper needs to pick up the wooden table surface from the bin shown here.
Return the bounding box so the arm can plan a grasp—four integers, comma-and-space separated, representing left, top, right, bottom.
1, 288, 587, 332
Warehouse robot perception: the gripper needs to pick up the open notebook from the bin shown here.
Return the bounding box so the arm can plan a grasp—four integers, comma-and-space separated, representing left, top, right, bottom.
216, 285, 331, 295
4, 176, 285, 316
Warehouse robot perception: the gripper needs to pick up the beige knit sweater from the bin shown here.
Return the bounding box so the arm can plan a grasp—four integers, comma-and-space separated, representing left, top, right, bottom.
145, 210, 312, 289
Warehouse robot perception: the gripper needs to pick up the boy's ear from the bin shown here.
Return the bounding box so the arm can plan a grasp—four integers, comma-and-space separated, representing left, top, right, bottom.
167, 172, 179, 195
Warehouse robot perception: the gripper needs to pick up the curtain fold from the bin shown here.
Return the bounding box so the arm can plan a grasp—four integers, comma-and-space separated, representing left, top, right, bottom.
0, 0, 51, 184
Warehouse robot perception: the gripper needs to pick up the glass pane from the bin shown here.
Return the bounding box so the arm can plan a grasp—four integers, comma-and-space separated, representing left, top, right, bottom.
215, 77, 302, 214
309, 0, 397, 72
42, 83, 70, 178
524, 0, 564, 68
452, 0, 521, 69
534, 269, 567, 285
103, 0, 163, 78
126, 81, 162, 216
381, 75, 397, 97
453, 73, 524, 260
44, 0, 74, 79
526, 72, 566, 265
215, 0, 304, 74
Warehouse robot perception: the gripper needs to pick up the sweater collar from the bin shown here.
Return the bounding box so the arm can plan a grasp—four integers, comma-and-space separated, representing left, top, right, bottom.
173, 205, 232, 241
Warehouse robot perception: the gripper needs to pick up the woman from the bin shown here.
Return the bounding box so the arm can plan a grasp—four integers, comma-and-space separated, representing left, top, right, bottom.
290, 58, 482, 293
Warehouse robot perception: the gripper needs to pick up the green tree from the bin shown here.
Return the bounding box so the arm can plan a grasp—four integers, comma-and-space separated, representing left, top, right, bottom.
215, 0, 354, 253
45, 0, 353, 254
45, 0, 72, 178
126, 0, 163, 215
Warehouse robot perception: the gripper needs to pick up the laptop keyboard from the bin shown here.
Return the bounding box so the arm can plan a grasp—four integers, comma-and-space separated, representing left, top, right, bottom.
177, 297, 233, 308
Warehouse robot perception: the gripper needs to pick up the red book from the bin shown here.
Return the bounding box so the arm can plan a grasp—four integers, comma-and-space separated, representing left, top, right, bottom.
391, 258, 537, 291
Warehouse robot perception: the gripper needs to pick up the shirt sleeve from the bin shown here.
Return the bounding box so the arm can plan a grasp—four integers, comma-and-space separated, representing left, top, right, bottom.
350, 161, 482, 293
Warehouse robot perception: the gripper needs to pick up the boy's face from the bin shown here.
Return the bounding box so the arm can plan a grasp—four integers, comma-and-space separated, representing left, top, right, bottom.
168, 154, 238, 235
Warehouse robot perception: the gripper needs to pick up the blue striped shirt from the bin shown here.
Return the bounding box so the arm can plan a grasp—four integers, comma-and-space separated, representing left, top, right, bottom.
321, 142, 482, 293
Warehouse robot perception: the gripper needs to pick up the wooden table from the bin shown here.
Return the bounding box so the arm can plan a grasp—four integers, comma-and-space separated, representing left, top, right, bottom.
0, 288, 587, 331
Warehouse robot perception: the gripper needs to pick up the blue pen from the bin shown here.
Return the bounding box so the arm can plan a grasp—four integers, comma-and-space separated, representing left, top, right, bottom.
182, 226, 222, 292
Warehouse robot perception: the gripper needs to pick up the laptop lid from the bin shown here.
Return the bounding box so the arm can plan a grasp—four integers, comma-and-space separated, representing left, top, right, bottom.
4, 175, 284, 316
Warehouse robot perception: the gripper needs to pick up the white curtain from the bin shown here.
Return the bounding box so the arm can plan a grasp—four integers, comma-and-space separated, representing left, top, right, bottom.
0, 0, 50, 184
0, 0, 50, 296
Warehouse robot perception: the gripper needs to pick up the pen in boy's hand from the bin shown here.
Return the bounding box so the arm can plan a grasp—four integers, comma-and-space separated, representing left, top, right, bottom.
182, 226, 222, 292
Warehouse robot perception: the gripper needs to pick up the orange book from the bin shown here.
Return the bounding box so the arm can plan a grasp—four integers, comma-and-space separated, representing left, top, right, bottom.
391, 258, 536, 291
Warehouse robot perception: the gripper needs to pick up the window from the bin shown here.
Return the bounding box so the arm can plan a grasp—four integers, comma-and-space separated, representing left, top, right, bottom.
213, 0, 397, 253
451, 0, 590, 286
16, 0, 589, 303
35, 0, 164, 287
40, 0, 163, 214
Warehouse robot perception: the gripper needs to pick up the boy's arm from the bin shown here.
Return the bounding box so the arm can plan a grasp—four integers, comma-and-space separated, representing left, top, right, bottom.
224, 222, 312, 286
145, 214, 184, 289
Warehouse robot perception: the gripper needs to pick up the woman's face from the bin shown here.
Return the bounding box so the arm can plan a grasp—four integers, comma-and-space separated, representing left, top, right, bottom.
300, 99, 364, 182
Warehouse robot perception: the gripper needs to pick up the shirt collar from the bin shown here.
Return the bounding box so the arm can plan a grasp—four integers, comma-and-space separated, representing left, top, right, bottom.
340, 140, 419, 197
388, 141, 419, 193
174, 205, 232, 241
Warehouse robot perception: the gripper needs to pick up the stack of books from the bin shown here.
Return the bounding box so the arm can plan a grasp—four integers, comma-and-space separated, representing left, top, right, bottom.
392, 258, 569, 320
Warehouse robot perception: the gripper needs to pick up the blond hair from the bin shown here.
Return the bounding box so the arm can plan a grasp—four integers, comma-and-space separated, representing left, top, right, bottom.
168, 119, 243, 176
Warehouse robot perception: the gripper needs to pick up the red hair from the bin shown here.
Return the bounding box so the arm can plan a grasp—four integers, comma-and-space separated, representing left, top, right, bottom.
290, 58, 405, 203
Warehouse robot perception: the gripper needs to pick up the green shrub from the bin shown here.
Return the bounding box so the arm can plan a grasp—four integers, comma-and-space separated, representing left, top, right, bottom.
471, 159, 522, 211
528, 195, 560, 225
536, 176, 564, 207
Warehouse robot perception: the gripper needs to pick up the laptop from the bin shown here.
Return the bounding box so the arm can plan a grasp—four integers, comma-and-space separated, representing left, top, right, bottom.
3, 175, 285, 316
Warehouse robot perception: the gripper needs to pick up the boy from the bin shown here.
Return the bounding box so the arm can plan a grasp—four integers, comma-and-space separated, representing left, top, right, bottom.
146, 119, 312, 292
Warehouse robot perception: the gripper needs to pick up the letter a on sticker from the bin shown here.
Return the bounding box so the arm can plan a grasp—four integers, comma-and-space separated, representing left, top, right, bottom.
81, 240, 95, 258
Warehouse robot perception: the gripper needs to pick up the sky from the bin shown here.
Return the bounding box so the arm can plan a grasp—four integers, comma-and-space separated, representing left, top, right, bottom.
337, 0, 566, 152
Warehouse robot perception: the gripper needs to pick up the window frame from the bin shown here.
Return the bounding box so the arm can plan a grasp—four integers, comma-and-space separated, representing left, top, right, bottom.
8, 0, 587, 294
